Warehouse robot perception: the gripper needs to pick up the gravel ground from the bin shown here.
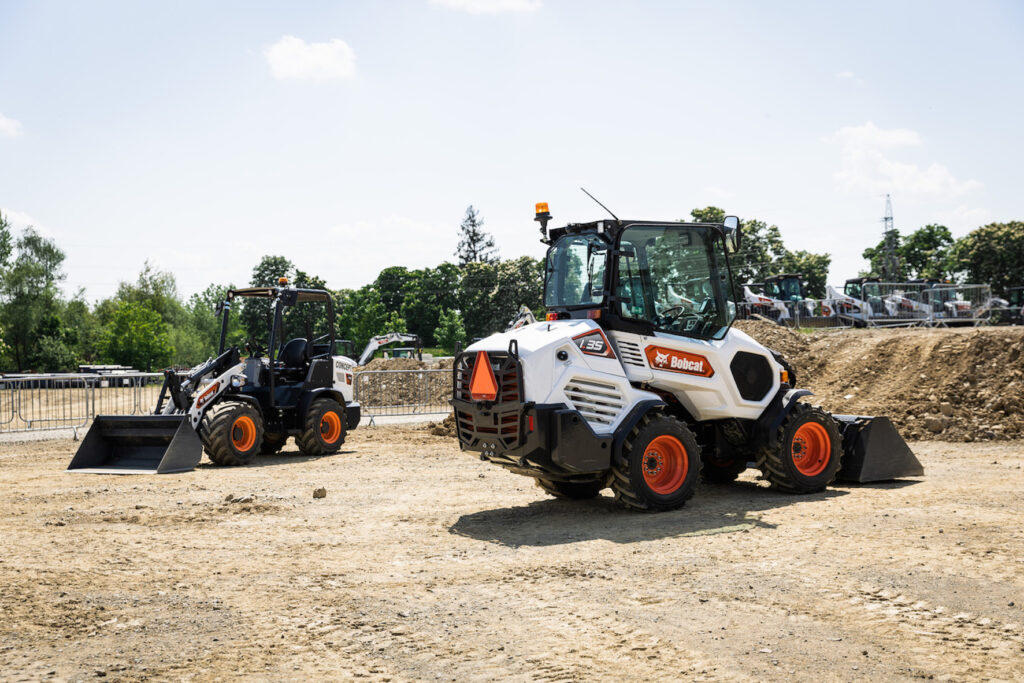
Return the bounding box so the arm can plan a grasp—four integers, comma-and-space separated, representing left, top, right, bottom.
1, 427, 1022, 682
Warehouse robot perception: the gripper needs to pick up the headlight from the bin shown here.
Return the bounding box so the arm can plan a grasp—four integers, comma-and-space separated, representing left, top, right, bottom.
230, 375, 247, 388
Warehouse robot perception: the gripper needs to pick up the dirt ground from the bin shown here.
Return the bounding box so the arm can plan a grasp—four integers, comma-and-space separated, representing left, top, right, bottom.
1, 427, 1022, 682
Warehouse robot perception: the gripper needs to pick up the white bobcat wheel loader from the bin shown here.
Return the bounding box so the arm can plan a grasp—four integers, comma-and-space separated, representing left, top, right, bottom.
450, 203, 922, 512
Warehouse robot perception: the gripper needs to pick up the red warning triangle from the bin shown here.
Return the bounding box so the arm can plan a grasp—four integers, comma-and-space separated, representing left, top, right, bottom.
469, 351, 498, 401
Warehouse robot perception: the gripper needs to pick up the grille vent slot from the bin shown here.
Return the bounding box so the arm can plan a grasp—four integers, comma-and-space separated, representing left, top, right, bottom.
563, 377, 625, 427
615, 340, 646, 367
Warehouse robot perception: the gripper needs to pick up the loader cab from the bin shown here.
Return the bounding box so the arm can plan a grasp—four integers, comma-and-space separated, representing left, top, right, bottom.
844, 277, 880, 301
764, 274, 807, 302
543, 219, 738, 340
218, 285, 337, 409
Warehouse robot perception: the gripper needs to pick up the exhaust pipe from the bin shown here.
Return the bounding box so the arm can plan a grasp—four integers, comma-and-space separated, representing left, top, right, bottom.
832, 414, 924, 483
67, 415, 203, 474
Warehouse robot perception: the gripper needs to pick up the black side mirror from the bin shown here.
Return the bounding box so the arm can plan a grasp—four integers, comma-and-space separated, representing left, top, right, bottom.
723, 216, 741, 253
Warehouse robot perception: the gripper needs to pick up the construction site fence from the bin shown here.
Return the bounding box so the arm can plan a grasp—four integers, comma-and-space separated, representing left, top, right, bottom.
734, 300, 854, 329
0, 373, 165, 438
353, 369, 451, 425
0, 368, 456, 439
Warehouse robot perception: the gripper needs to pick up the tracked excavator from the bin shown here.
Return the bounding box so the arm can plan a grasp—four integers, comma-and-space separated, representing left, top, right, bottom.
450, 202, 922, 512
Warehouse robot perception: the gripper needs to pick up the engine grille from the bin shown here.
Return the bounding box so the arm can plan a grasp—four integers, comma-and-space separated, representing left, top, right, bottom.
614, 339, 646, 367
452, 351, 525, 451
563, 377, 625, 427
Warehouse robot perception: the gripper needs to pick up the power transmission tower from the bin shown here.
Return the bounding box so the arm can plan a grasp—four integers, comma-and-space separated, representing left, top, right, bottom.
880, 194, 901, 281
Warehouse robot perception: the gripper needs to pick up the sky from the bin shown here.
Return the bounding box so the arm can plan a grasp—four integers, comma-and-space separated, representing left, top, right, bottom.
1, 0, 1022, 302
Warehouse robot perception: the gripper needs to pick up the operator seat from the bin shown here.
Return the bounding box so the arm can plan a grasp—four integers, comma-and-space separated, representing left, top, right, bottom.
278, 338, 310, 380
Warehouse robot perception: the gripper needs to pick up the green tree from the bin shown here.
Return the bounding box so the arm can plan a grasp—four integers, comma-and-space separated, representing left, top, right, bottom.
336, 285, 387, 350
492, 256, 544, 329
773, 250, 832, 299
380, 310, 407, 335
375, 266, 412, 314
0, 211, 12, 268
240, 255, 294, 342
0, 227, 66, 371
455, 205, 498, 266
951, 221, 1024, 295
435, 308, 466, 352
864, 224, 955, 281
400, 263, 461, 346
101, 301, 173, 371
458, 260, 498, 339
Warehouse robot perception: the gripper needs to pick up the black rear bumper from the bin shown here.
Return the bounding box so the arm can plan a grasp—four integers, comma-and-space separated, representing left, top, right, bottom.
450, 398, 613, 479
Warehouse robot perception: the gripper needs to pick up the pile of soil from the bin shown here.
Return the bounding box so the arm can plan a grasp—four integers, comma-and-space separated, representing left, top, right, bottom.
425, 413, 457, 437
736, 320, 1024, 443
354, 357, 451, 408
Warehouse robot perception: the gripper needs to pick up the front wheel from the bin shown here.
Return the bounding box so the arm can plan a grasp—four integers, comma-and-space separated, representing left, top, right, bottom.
611, 412, 701, 512
296, 398, 347, 455
200, 401, 265, 466
756, 403, 842, 493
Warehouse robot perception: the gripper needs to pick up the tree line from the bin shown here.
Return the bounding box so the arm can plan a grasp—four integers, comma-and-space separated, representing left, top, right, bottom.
1, 205, 1021, 373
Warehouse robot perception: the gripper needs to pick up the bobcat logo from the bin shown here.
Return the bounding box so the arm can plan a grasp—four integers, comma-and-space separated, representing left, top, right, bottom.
644, 345, 715, 378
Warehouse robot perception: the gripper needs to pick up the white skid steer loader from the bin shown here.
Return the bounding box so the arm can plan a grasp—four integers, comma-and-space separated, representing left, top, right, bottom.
450, 203, 922, 512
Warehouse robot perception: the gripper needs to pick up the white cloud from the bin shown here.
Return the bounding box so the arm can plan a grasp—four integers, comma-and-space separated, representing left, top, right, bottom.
935, 205, 992, 230
835, 70, 864, 85
0, 113, 23, 137
827, 122, 981, 198
429, 0, 542, 14
264, 36, 356, 81
0, 207, 44, 233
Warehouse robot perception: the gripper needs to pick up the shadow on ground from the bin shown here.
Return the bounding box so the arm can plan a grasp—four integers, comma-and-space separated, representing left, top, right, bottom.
449, 480, 853, 547
195, 449, 356, 470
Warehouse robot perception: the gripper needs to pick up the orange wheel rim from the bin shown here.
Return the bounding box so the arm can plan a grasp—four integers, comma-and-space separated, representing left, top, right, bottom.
320, 411, 342, 444
791, 422, 831, 476
642, 435, 689, 495
231, 415, 257, 452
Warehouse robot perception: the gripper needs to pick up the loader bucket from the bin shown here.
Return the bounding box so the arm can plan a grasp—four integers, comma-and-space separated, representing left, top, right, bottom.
832, 415, 924, 483
67, 415, 202, 474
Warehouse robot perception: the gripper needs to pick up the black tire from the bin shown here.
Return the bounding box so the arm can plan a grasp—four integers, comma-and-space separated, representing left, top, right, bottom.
535, 478, 606, 500
200, 401, 264, 466
756, 402, 842, 493
295, 398, 347, 455
700, 455, 748, 484
611, 412, 701, 512
261, 432, 289, 455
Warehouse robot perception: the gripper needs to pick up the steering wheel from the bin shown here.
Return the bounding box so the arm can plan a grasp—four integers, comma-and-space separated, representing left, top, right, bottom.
657, 305, 688, 327
245, 339, 266, 358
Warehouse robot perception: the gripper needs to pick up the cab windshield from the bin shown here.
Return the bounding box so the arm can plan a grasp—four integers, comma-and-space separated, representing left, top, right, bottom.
616, 224, 735, 339
543, 234, 608, 308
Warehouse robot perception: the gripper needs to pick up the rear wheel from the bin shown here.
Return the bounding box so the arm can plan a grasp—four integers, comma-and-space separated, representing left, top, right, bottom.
756, 403, 842, 493
535, 478, 606, 500
260, 432, 289, 455
296, 398, 347, 455
611, 412, 701, 512
200, 401, 264, 466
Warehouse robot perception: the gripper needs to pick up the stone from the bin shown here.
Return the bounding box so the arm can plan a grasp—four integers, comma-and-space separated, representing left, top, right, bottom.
313, 487, 327, 499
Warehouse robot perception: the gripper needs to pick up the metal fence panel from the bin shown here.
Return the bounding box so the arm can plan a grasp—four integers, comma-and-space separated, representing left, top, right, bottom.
354, 369, 451, 423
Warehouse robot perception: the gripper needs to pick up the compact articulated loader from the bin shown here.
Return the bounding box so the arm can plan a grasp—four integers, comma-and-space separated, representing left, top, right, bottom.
450, 204, 922, 512
69, 281, 360, 473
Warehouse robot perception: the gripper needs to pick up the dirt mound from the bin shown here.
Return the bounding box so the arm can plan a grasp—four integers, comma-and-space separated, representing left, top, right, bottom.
737, 322, 1024, 443
425, 413, 457, 437
354, 359, 449, 408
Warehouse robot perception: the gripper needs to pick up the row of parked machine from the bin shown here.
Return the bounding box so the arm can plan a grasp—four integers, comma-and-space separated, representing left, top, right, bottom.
740, 274, 1022, 328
